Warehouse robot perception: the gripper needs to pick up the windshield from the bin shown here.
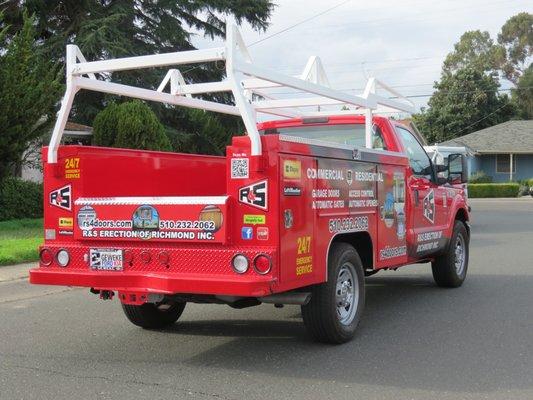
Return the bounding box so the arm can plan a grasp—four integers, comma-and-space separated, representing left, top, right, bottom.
262, 124, 387, 149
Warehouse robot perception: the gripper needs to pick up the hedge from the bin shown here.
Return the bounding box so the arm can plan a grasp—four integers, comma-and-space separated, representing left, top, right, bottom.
0, 177, 43, 220
468, 183, 520, 198
93, 100, 172, 151
468, 171, 493, 183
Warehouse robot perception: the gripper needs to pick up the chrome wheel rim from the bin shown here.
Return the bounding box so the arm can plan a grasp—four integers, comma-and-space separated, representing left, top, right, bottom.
336, 263, 359, 325
454, 234, 466, 276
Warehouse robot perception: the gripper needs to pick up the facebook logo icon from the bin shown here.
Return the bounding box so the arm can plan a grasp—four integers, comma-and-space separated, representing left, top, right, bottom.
241, 227, 253, 240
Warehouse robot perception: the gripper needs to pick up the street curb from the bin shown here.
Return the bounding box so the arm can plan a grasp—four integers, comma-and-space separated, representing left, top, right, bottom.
469, 197, 533, 202
0, 262, 36, 283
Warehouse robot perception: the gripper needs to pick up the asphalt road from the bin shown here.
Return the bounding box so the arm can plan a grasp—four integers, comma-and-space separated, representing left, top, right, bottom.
1, 199, 532, 400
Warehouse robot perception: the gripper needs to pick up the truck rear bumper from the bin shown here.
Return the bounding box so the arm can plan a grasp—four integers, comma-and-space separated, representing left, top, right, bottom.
31, 243, 277, 297
29, 268, 275, 297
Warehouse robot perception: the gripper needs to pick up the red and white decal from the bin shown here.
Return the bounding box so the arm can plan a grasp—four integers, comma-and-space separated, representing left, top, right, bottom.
423, 189, 435, 224
257, 227, 269, 240
238, 180, 268, 211
49, 185, 72, 211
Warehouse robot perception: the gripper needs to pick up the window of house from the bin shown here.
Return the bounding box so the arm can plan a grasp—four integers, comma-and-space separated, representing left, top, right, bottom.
495, 154, 516, 173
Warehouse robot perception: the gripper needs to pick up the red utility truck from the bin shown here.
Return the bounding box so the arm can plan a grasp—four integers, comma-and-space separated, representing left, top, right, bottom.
30, 24, 470, 343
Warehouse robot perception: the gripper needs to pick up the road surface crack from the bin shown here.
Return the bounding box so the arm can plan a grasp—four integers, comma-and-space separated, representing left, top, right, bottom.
0, 287, 77, 305
1, 363, 236, 399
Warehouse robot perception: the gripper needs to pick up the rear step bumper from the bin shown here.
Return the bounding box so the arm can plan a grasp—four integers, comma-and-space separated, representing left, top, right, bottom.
29, 269, 275, 297
32, 243, 277, 297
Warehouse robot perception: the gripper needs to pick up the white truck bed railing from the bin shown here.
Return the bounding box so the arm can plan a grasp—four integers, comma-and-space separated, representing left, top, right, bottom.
48, 22, 415, 163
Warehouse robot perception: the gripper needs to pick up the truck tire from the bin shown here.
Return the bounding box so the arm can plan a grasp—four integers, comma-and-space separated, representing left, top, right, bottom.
121, 299, 186, 329
301, 243, 365, 344
431, 221, 469, 288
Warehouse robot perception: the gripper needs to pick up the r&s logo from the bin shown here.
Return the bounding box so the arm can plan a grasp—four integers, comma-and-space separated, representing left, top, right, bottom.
238, 180, 268, 210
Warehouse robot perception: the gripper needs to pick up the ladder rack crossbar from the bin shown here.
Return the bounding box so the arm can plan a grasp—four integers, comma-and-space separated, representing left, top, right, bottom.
47, 22, 415, 163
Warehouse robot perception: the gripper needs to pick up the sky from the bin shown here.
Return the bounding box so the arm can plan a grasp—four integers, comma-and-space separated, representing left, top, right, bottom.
191, 0, 531, 113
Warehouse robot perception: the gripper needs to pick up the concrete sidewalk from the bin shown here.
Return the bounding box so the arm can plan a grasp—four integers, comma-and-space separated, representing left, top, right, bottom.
0, 262, 36, 282
469, 196, 533, 202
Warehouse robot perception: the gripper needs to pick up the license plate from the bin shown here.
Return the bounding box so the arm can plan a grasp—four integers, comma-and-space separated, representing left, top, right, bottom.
90, 248, 123, 271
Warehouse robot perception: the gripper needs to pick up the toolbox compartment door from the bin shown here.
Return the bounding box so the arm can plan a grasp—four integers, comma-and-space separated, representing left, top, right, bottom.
74, 196, 229, 244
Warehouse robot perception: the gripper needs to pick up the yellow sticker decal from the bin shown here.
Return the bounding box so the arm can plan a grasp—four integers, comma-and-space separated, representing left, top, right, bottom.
296, 256, 313, 276
283, 160, 301, 179
297, 235, 311, 255
59, 217, 73, 228
296, 235, 313, 275
243, 214, 266, 225
64, 157, 80, 179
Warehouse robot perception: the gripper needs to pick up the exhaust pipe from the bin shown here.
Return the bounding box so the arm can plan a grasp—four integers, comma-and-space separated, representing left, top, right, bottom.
258, 292, 311, 305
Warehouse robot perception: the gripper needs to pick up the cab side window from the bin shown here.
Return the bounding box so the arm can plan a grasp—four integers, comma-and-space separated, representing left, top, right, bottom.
395, 126, 433, 180
372, 125, 387, 150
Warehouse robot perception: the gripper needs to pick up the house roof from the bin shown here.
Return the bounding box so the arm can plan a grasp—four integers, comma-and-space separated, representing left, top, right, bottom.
64, 121, 93, 137
65, 122, 92, 131
439, 120, 533, 154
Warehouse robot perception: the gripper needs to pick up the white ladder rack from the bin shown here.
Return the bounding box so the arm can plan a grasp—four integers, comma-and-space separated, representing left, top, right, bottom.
48, 21, 415, 163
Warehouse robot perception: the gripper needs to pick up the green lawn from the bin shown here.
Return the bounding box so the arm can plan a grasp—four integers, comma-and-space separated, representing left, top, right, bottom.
0, 218, 43, 266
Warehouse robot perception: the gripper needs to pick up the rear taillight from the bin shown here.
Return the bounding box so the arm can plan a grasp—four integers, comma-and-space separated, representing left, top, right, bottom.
40, 248, 53, 266
56, 249, 70, 267
231, 254, 249, 274
253, 254, 272, 275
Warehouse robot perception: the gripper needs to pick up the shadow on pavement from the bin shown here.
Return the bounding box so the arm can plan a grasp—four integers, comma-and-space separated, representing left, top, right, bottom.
156, 273, 533, 394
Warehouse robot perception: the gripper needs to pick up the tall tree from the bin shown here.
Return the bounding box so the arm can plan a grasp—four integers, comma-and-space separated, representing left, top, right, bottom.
512, 64, 533, 119
0, 12, 62, 182
415, 13, 533, 144
2, 1, 275, 123
3, 1, 273, 57
413, 68, 514, 144
498, 12, 533, 84
442, 30, 502, 76
3, 1, 274, 156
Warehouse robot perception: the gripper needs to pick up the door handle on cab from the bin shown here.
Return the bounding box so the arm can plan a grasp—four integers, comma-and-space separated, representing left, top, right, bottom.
411, 182, 429, 206
410, 178, 430, 206
413, 189, 420, 206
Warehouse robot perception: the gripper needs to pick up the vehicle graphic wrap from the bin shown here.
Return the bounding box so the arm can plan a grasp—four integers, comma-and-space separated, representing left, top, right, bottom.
74, 202, 227, 243
377, 166, 408, 265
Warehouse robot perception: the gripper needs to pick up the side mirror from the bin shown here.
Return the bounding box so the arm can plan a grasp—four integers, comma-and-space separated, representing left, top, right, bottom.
448, 153, 468, 183
433, 162, 448, 185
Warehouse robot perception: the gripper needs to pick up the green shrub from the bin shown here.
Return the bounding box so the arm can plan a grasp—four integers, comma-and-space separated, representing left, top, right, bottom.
468, 183, 520, 198
518, 185, 530, 196
93, 102, 121, 147
93, 101, 171, 151
515, 178, 533, 196
0, 177, 43, 220
469, 171, 493, 183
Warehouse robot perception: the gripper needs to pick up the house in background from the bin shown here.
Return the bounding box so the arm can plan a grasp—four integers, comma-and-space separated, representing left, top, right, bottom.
439, 120, 533, 182
20, 122, 93, 182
